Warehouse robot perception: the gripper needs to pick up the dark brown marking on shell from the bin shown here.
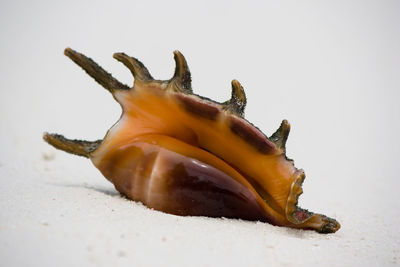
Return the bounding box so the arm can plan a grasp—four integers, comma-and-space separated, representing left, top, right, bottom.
228, 116, 276, 154
175, 94, 220, 120
164, 162, 273, 223
43, 133, 101, 158
64, 48, 130, 92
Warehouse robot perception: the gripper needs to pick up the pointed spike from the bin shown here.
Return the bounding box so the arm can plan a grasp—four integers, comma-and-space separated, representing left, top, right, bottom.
231, 79, 247, 114
43, 132, 102, 158
64, 48, 129, 92
113, 53, 153, 83
223, 80, 247, 116
270, 120, 291, 151
169, 51, 192, 93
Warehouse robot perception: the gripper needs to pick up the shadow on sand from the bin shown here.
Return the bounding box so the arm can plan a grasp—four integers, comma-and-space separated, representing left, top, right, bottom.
46, 181, 120, 197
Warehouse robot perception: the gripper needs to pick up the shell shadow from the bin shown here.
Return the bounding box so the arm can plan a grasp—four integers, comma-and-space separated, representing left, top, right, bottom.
46, 182, 120, 197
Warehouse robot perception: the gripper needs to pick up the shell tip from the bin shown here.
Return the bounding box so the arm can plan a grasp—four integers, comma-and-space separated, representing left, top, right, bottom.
64, 47, 74, 57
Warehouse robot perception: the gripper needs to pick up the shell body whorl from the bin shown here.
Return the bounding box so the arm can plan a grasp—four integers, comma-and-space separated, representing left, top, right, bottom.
94, 134, 273, 222
43, 48, 340, 234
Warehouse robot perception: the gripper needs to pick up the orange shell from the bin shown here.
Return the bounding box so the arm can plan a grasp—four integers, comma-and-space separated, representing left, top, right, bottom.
44, 48, 340, 233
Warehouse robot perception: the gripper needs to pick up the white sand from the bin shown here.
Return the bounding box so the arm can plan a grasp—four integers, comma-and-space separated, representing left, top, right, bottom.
1, 1, 399, 266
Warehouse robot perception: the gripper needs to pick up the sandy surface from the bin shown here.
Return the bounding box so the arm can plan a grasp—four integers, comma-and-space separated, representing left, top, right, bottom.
1, 1, 400, 266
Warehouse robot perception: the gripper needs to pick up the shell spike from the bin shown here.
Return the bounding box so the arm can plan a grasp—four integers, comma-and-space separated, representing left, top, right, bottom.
270, 120, 290, 151
43, 132, 101, 158
223, 79, 247, 116
168, 50, 192, 93
64, 48, 130, 92
113, 52, 153, 83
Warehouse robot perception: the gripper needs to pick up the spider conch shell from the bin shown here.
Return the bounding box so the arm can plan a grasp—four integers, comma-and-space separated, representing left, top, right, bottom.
44, 48, 340, 233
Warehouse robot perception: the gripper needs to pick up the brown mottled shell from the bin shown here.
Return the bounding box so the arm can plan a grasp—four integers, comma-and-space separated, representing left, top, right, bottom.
44, 48, 340, 233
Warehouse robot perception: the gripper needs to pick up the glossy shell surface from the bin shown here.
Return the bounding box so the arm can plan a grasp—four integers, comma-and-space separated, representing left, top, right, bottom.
44, 48, 340, 233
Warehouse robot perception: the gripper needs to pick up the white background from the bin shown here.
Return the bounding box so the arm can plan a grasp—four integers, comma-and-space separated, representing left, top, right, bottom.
0, 0, 399, 266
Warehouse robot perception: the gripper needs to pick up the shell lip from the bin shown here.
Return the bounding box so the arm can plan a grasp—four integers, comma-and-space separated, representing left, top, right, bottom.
285, 170, 309, 224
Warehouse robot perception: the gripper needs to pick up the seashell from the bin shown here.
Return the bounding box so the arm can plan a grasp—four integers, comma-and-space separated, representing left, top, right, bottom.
43, 48, 340, 234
